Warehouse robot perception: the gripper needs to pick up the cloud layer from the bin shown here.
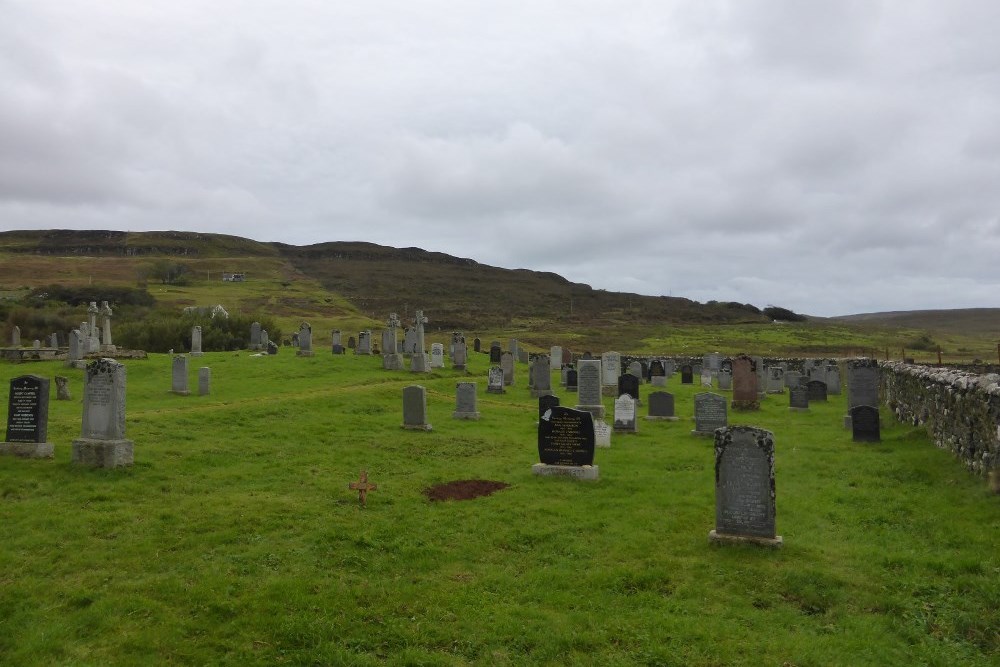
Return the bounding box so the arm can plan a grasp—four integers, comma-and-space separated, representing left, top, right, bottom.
3, 1, 999, 316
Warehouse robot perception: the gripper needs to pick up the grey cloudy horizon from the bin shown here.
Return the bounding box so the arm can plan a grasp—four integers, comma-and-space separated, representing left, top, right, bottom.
2, 1, 999, 317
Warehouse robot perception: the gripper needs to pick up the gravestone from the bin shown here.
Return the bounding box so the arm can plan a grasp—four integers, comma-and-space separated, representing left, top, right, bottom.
574, 358, 605, 419
767, 367, 784, 394
806, 380, 828, 402
410, 311, 430, 372
86, 302, 100, 352
518, 348, 529, 364
403, 328, 417, 354
566, 369, 578, 393
72, 359, 134, 467
601, 352, 621, 395
550, 346, 562, 372
99, 301, 115, 352
851, 405, 881, 442
538, 395, 560, 422
628, 361, 644, 382
709, 426, 782, 547
198, 367, 211, 396
618, 374, 640, 405
171, 355, 190, 395
789, 385, 809, 411
701, 369, 713, 387
646, 391, 678, 421
50, 333, 59, 348
501, 352, 515, 386
453, 341, 467, 370
825, 365, 842, 395
562, 348, 573, 365
401, 385, 432, 430
784, 371, 802, 389
382, 314, 404, 369
706, 352, 722, 373
534, 406, 599, 480
1, 375, 54, 458
291, 333, 300, 347
649, 360, 666, 387
430, 343, 445, 368
250, 322, 262, 350
720, 359, 733, 374
593, 419, 612, 448
297, 323, 314, 357
11, 325, 21, 347
490, 343, 502, 364
717, 370, 732, 391
613, 394, 637, 433
267, 341, 278, 355
680, 364, 693, 384
692, 392, 727, 437
531, 355, 553, 398
453, 382, 480, 420
191, 326, 204, 356
509, 338, 519, 361
487, 366, 505, 394
55, 376, 71, 400
847, 359, 879, 410
473, 338, 481, 353
332, 330, 342, 346
347, 336, 356, 349
260, 330, 269, 350
752, 356, 766, 399
731, 356, 759, 410
357, 331, 372, 355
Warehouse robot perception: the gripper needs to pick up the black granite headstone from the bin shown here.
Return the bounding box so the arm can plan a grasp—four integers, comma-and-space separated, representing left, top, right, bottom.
647, 391, 675, 417
851, 405, 881, 442
490, 344, 502, 364
649, 359, 665, 379
473, 338, 481, 353
806, 380, 828, 402
538, 395, 560, 420
347, 336, 356, 349
618, 374, 640, 402
6, 375, 49, 443
538, 406, 595, 466
566, 369, 578, 392
789, 385, 809, 409
681, 365, 694, 384
720, 359, 733, 374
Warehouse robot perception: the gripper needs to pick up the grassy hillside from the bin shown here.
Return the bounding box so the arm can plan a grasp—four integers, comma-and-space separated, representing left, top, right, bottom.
833, 309, 1000, 337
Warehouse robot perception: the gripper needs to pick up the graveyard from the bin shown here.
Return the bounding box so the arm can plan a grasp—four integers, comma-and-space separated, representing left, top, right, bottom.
1, 343, 998, 665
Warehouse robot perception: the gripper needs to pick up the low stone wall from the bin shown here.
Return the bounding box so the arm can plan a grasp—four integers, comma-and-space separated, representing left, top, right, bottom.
881, 361, 1000, 475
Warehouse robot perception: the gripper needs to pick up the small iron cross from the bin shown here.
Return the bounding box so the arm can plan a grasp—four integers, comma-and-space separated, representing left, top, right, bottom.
348, 470, 378, 507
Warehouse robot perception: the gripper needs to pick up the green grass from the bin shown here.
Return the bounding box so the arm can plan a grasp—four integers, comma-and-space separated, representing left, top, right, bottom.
0, 351, 998, 665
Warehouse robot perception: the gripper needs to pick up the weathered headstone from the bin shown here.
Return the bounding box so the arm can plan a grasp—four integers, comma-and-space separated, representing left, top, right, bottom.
86, 302, 101, 353
55, 376, 71, 400
717, 370, 732, 391
430, 343, 445, 368
731, 356, 759, 410
534, 406, 599, 479
403, 328, 418, 354
692, 392, 727, 436
767, 367, 784, 394
11, 325, 21, 347
847, 359, 879, 410
851, 405, 881, 442
550, 346, 562, 372
646, 391, 678, 421
267, 341, 278, 355
198, 367, 211, 396
487, 366, 505, 394
806, 380, 828, 402
260, 330, 269, 350
489, 343, 502, 364
628, 361, 644, 382
99, 301, 115, 352
613, 394, 637, 433
171, 355, 190, 395
1, 375, 54, 458
402, 385, 432, 430
530, 355, 553, 398
473, 338, 481, 353
680, 364, 693, 384
72, 359, 134, 467
453, 341, 467, 370
357, 331, 372, 355
409, 311, 430, 372
297, 322, 314, 357
566, 368, 578, 393
601, 351, 621, 395
64, 329, 82, 366
593, 419, 612, 448
701, 369, 713, 387
789, 385, 809, 411
752, 356, 766, 399
709, 426, 782, 547
50, 333, 59, 348
573, 358, 605, 419
382, 315, 403, 369
453, 382, 480, 420
501, 351, 515, 386
509, 338, 519, 361
250, 322, 262, 350
649, 360, 666, 387
825, 365, 842, 395
191, 326, 204, 356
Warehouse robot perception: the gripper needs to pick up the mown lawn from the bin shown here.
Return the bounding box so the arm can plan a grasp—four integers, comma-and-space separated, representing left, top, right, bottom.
0, 349, 997, 665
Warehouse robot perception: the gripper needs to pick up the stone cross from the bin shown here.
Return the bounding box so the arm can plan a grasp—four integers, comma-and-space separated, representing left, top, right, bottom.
348, 470, 378, 507
414, 310, 428, 353
99, 301, 113, 350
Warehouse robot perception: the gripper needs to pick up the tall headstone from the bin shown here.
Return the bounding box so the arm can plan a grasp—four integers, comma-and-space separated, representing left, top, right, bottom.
709, 426, 782, 547
430, 343, 445, 368
574, 358, 605, 419
401, 385, 432, 430
753, 356, 766, 399
67, 330, 83, 368
789, 385, 809, 411
382, 315, 403, 369
331, 329, 344, 355
680, 364, 694, 384
260, 330, 269, 350
601, 352, 621, 394
646, 391, 678, 421
171, 355, 190, 395
550, 346, 562, 372
530, 355, 553, 398
403, 328, 418, 354
509, 338, 519, 362
847, 359, 879, 410
453, 382, 480, 420
717, 370, 732, 391
851, 405, 881, 442
489, 343, 502, 364
487, 366, 505, 394
99, 301, 115, 352
296, 322, 314, 357
191, 326, 204, 357
613, 394, 637, 434
566, 368, 578, 393
410, 311, 430, 372
534, 406, 599, 480
357, 331, 372, 355
767, 367, 784, 394
50, 333, 59, 348
189, 365, 209, 397
250, 322, 262, 350
501, 352, 515, 386
731, 355, 759, 410
825, 365, 842, 395
453, 341, 467, 370
72, 359, 134, 467
86, 302, 100, 353
692, 392, 727, 437
1, 375, 54, 458
11, 325, 21, 347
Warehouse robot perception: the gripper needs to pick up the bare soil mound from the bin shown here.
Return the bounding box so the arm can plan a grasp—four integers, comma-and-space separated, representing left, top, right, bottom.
423, 479, 510, 502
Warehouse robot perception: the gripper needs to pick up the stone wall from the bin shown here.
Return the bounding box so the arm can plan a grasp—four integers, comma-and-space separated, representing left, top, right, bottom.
881, 361, 1000, 475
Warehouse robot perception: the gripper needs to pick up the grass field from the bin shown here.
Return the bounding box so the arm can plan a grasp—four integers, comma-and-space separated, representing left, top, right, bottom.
0, 349, 998, 665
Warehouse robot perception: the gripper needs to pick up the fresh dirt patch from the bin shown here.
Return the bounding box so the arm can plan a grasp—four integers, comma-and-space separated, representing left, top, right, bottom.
423, 479, 510, 502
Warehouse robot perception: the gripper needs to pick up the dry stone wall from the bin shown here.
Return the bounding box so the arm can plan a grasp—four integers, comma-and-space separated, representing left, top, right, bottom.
881, 361, 1000, 475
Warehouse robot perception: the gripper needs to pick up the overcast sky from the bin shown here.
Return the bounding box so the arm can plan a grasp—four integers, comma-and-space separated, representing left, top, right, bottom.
2, 2, 999, 316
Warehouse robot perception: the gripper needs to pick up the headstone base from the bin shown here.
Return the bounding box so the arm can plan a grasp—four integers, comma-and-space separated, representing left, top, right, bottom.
486, 387, 506, 395
789, 407, 810, 412
566, 386, 578, 393
530, 389, 554, 398
531, 463, 599, 480
708, 530, 783, 549
645, 415, 679, 421
401, 423, 433, 431
0, 442, 55, 459
191, 352, 204, 357
171, 390, 191, 396
574, 405, 605, 419
296, 350, 315, 357
71, 438, 134, 467
452, 411, 480, 420
730, 400, 760, 411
